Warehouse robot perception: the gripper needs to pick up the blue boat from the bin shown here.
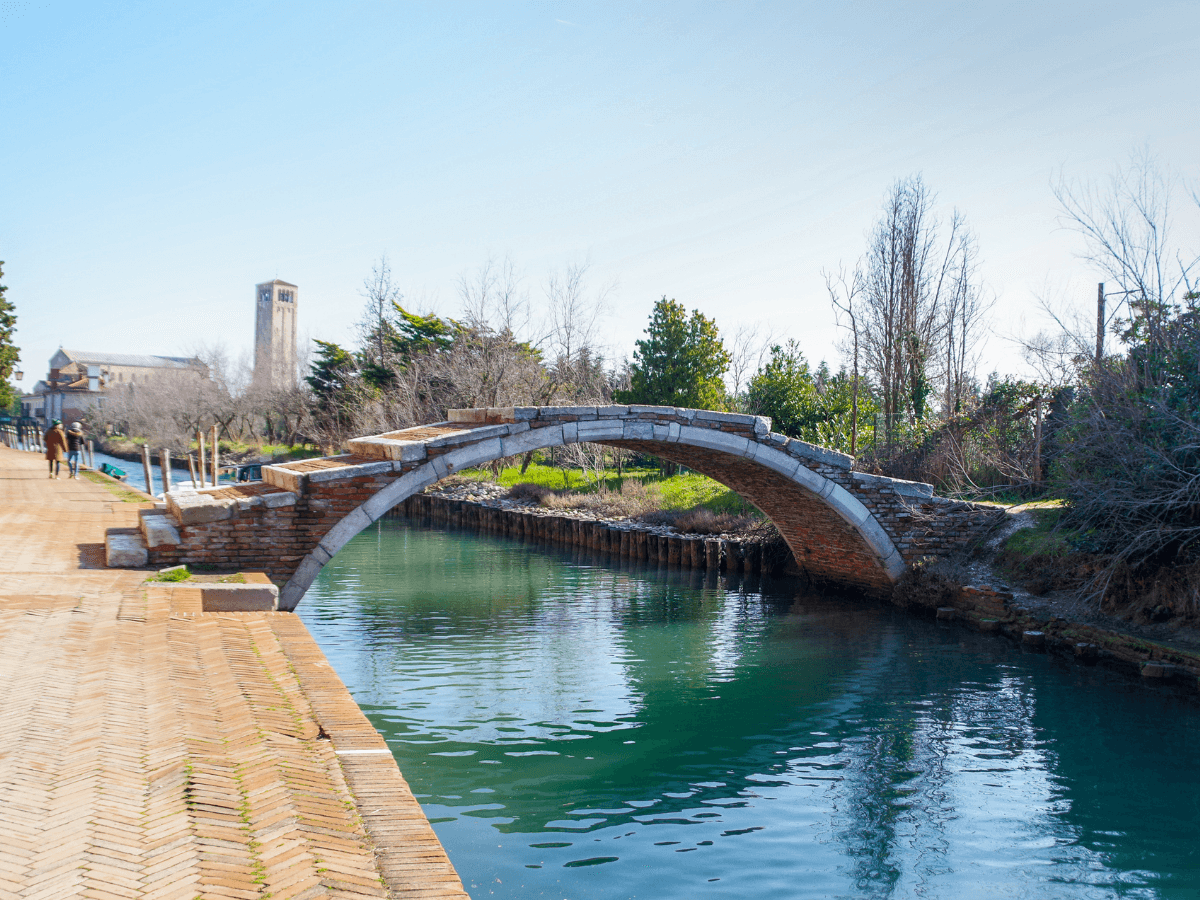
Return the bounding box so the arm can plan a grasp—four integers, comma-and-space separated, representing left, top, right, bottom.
100, 462, 127, 480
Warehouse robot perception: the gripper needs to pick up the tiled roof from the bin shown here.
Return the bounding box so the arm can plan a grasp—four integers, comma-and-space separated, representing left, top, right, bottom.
57, 349, 203, 369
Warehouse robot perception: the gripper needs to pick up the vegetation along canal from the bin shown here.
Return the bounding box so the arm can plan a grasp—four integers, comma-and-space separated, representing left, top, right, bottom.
299, 515, 1200, 900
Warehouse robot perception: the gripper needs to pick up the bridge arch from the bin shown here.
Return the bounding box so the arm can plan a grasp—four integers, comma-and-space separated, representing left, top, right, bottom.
276, 408, 907, 610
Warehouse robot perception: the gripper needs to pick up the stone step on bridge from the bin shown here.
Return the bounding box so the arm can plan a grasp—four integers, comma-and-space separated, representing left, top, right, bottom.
108, 406, 1002, 609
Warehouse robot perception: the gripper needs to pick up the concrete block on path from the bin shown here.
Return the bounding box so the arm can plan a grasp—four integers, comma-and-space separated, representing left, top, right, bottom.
106, 531, 148, 567
197, 582, 279, 612
141, 514, 181, 548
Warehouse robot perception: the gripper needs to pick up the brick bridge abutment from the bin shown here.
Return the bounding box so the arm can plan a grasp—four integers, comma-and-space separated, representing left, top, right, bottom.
122, 406, 1000, 608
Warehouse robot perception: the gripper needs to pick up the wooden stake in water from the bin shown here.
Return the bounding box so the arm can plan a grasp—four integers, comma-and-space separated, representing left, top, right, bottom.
141, 443, 154, 498
197, 431, 207, 488
210, 425, 219, 486
187, 454, 199, 488
160, 448, 172, 497
86, 439, 94, 470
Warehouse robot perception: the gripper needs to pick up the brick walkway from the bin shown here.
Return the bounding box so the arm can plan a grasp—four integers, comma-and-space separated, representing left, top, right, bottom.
0, 447, 467, 900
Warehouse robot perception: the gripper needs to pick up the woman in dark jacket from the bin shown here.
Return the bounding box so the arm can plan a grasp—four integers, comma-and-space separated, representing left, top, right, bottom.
44, 420, 68, 479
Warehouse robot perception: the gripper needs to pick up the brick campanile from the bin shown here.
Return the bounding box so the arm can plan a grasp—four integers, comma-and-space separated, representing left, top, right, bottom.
254, 279, 298, 389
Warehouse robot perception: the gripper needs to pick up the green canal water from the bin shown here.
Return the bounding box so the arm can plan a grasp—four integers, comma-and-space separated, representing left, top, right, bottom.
299, 517, 1200, 899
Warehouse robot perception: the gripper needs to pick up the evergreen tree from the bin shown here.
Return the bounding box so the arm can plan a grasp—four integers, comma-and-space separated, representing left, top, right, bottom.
306, 340, 358, 403
0, 262, 19, 412
615, 297, 730, 410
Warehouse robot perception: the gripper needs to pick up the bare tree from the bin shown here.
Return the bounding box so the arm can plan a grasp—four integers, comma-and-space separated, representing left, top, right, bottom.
1054, 154, 1199, 373
542, 261, 614, 404
359, 255, 404, 368
850, 175, 989, 427
826, 265, 864, 454
724, 322, 777, 410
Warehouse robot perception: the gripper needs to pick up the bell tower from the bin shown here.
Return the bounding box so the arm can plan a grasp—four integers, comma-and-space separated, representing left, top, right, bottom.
253, 280, 298, 390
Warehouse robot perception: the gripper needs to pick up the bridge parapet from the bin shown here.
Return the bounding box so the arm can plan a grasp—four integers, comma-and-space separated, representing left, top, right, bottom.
118, 406, 1000, 608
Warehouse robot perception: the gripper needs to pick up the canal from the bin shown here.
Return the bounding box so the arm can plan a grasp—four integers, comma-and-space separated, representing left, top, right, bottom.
299, 516, 1200, 899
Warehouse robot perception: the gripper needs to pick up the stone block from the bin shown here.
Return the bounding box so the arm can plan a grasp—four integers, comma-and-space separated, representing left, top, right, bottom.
355, 441, 432, 468
694, 409, 756, 427
199, 582, 278, 612
308, 460, 392, 483
344, 436, 392, 460
501, 425, 562, 457
106, 532, 148, 567
850, 471, 934, 498
562, 422, 578, 443
260, 491, 298, 509
448, 408, 488, 423
1141, 661, 1177, 679
442, 437, 504, 473
784, 438, 853, 470
142, 515, 181, 548
676, 425, 751, 457
623, 421, 656, 441
262, 465, 305, 492
541, 405, 596, 418
167, 492, 237, 525
576, 419, 624, 441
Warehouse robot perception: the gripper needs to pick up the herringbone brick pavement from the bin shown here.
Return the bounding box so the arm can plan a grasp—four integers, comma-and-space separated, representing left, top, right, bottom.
0, 447, 467, 899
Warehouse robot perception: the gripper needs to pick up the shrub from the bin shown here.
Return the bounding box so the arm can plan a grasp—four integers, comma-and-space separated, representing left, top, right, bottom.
670, 508, 756, 535
507, 482, 555, 504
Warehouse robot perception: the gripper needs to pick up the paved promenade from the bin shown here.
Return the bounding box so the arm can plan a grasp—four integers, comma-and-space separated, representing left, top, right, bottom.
0, 446, 467, 900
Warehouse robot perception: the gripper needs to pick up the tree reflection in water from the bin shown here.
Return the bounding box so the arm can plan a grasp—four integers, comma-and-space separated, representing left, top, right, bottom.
302, 519, 1200, 900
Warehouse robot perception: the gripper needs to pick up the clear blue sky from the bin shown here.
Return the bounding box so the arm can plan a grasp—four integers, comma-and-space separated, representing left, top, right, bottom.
3, 1, 1198, 393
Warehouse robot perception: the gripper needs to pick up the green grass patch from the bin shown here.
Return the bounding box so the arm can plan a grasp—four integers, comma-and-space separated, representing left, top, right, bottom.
459, 463, 757, 517
150, 566, 191, 583
1002, 510, 1073, 559
82, 470, 148, 502
651, 471, 754, 515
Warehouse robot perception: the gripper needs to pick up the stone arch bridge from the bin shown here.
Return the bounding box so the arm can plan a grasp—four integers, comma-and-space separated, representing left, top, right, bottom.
117, 406, 999, 609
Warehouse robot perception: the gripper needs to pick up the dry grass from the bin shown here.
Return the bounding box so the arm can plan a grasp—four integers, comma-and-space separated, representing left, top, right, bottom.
539, 478, 664, 518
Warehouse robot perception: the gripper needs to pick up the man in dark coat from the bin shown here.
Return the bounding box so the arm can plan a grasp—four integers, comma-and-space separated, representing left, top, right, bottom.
44, 420, 68, 479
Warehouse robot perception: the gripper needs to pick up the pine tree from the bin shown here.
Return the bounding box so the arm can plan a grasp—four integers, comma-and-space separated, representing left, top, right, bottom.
615, 297, 730, 410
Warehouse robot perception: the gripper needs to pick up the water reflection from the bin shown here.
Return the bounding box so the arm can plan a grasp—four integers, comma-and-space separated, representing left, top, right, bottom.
302, 519, 1200, 899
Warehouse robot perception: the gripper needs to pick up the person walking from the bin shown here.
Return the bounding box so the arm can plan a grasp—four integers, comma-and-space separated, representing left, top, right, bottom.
66, 421, 86, 479
44, 419, 68, 479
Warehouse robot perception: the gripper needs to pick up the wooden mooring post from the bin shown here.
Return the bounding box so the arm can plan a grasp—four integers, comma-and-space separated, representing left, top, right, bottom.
196, 431, 207, 487
210, 425, 219, 486
141, 444, 154, 498
160, 448, 172, 497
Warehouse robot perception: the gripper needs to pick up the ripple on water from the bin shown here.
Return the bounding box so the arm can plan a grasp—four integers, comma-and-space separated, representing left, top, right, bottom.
301, 519, 1200, 900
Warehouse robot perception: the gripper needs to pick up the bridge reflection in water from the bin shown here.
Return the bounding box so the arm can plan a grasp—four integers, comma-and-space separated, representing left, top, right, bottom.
300, 516, 1200, 900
